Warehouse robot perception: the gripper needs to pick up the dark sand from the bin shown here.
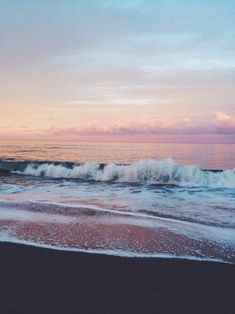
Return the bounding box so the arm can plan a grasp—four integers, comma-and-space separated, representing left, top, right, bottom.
0, 243, 234, 314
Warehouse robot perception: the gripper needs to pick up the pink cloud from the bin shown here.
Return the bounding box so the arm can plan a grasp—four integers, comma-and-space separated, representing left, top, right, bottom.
45, 112, 235, 140
215, 112, 235, 133
2, 113, 234, 143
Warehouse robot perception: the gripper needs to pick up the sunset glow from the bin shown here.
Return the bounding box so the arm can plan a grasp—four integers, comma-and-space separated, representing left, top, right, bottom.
1, 0, 235, 142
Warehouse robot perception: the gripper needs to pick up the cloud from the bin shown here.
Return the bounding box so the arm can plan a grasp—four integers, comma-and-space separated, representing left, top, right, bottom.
46, 112, 235, 137
0, 0, 234, 142
2, 112, 234, 143
215, 112, 235, 133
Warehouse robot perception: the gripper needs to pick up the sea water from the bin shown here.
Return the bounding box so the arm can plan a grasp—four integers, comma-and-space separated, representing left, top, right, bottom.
0, 141, 234, 262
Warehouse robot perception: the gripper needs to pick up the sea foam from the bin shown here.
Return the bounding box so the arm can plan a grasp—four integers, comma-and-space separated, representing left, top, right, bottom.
17, 158, 235, 188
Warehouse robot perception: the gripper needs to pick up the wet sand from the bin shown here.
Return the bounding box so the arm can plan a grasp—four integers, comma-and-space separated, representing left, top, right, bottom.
0, 242, 234, 314
1, 200, 234, 262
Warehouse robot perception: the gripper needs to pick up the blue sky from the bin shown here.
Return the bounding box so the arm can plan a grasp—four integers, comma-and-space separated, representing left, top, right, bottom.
0, 0, 235, 142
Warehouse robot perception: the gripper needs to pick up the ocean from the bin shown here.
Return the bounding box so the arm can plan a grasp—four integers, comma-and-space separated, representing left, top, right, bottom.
0, 141, 234, 262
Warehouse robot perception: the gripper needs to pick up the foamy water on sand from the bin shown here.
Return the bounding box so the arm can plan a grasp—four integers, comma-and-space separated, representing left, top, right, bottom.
0, 141, 234, 262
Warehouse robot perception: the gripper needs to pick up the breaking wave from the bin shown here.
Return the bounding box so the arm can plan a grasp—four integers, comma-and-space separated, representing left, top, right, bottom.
10, 158, 235, 188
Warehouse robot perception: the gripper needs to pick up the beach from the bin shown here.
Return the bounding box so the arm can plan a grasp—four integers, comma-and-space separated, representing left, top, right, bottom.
0, 143, 235, 313
1, 0, 235, 312
0, 242, 234, 314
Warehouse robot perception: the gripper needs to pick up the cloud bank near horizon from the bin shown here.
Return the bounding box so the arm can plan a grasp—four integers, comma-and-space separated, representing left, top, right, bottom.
44, 112, 234, 136
2, 111, 233, 143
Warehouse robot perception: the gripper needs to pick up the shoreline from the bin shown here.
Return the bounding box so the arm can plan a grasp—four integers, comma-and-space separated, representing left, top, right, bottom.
0, 239, 230, 262
0, 242, 234, 314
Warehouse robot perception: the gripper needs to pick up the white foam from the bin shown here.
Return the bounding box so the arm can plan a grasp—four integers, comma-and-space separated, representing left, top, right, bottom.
0, 206, 75, 223
0, 184, 25, 194
17, 158, 235, 188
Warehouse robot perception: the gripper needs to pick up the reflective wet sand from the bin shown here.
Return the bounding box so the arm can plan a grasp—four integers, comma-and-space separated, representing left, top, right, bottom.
0, 201, 234, 262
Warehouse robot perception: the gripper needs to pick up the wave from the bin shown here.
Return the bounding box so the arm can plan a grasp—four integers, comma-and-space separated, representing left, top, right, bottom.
5, 158, 235, 188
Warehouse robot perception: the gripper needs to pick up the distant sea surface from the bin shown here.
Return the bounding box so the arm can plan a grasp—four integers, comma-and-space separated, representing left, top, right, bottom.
0, 140, 234, 263
0, 140, 235, 169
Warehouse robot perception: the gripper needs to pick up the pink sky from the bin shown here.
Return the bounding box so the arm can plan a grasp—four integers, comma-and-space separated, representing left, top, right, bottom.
0, 1, 235, 143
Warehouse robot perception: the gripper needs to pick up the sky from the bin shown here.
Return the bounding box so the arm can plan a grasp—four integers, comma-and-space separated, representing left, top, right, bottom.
0, 0, 235, 143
